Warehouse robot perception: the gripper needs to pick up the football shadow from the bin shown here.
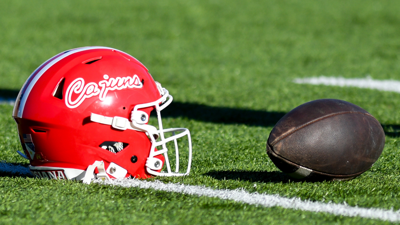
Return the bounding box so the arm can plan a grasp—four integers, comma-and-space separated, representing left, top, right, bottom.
382, 124, 400, 137
204, 170, 294, 183
0, 162, 33, 178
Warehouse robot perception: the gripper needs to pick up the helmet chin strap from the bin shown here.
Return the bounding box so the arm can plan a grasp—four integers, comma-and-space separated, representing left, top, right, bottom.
82, 161, 110, 184
90, 113, 158, 138
88, 113, 161, 181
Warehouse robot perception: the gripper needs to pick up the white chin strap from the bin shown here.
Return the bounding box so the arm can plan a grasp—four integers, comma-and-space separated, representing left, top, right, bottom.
90, 113, 158, 138
82, 161, 110, 184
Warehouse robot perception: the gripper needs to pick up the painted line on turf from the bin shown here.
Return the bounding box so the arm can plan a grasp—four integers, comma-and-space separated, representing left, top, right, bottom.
294, 76, 400, 93
0, 77, 398, 105
2, 163, 400, 222
98, 179, 400, 222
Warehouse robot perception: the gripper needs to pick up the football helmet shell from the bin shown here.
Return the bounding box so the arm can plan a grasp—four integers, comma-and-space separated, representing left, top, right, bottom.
13, 46, 192, 182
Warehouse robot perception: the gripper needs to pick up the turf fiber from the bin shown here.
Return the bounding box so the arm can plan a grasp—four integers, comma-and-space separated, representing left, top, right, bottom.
1, 0, 400, 224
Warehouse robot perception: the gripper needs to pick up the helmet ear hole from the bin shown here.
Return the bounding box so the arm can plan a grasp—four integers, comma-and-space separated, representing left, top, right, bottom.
99, 141, 128, 153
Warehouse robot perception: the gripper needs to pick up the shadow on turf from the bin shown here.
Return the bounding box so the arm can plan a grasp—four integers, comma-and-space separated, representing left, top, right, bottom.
205, 170, 293, 183
163, 102, 286, 127
382, 124, 400, 137
0, 89, 19, 98
1, 88, 286, 127
0, 162, 33, 178
0, 89, 18, 105
5, 88, 400, 135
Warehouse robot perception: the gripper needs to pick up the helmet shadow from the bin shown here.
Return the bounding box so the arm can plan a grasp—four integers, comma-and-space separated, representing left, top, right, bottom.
1, 88, 285, 128
381, 124, 400, 137
163, 101, 286, 127
0, 162, 33, 178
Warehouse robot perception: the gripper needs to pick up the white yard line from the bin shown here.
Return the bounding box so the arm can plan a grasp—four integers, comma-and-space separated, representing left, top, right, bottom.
99, 179, 400, 222
294, 76, 400, 93
2, 162, 400, 222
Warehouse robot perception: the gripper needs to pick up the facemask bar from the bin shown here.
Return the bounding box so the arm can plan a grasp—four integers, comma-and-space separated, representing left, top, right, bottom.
90, 83, 192, 177
130, 87, 192, 176
145, 126, 192, 176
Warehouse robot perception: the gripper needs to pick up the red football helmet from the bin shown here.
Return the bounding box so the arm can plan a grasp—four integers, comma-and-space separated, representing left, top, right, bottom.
13, 46, 192, 183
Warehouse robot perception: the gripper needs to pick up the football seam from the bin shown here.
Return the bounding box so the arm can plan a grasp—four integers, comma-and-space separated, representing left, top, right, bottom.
267, 146, 368, 179
269, 111, 375, 146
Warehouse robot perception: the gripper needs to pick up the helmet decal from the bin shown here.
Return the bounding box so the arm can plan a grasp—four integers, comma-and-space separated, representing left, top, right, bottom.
65, 74, 143, 108
31, 170, 67, 180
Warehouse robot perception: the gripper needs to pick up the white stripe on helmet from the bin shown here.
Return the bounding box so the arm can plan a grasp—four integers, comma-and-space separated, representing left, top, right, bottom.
17, 46, 115, 118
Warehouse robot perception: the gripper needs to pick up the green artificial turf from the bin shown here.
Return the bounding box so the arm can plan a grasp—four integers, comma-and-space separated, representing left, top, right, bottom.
1, 0, 400, 224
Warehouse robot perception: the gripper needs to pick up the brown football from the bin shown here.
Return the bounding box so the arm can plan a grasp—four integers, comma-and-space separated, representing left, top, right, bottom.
267, 99, 385, 181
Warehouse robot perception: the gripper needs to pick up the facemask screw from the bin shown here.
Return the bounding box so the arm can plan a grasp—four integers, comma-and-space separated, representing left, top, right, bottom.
141, 114, 146, 122
109, 167, 116, 174
131, 155, 138, 163
155, 161, 161, 168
